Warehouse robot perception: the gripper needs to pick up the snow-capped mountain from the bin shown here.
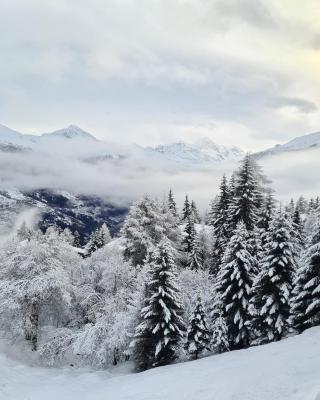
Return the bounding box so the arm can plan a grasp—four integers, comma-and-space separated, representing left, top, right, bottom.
0, 124, 97, 147
255, 131, 320, 158
145, 137, 244, 165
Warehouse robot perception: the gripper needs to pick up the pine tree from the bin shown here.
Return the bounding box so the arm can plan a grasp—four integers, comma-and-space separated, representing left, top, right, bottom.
131, 241, 185, 370
291, 218, 320, 333
168, 189, 177, 217
191, 200, 201, 223
214, 221, 255, 349
211, 302, 229, 354
121, 196, 179, 267
73, 230, 81, 248
250, 211, 295, 344
183, 215, 196, 255
185, 297, 211, 359
228, 155, 264, 233
86, 223, 111, 256
210, 175, 230, 275
182, 195, 191, 221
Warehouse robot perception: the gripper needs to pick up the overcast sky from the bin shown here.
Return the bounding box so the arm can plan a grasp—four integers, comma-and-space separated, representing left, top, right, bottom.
1, 0, 320, 150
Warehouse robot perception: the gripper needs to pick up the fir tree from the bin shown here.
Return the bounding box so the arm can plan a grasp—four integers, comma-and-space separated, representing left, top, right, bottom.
211, 302, 229, 354
214, 221, 255, 349
185, 297, 211, 359
228, 155, 265, 233
291, 218, 320, 333
183, 215, 196, 255
86, 223, 111, 256
210, 175, 230, 275
191, 200, 201, 223
168, 189, 177, 217
73, 230, 81, 248
182, 195, 191, 221
250, 211, 295, 344
131, 241, 185, 370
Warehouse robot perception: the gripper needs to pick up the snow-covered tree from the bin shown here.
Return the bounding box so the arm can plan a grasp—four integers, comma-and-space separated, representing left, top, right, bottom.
250, 211, 295, 344
16, 221, 33, 241
191, 200, 201, 223
211, 302, 229, 354
131, 241, 185, 371
121, 196, 180, 267
185, 297, 211, 359
168, 189, 177, 217
291, 217, 320, 333
183, 214, 196, 256
210, 175, 230, 275
0, 228, 81, 351
181, 195, 191, 221
86, 223, 111, 256
228, 155, 265, 233
214, 221, 255, 350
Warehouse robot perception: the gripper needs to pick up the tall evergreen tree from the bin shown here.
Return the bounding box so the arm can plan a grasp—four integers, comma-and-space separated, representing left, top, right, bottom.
86, 223, 111, 256
182, 195, 191, 221
168, 189, 177, 217
185, 297, 211, 359
250, 211, 295, 344
214, 221, 255, 349
210, 175, 230, 275
183, 215, 196, 256
228, 155, 264, 233
190, 200, 201, 223
131, 241, 185, 371
291, 218, 320, 333
211, 302, 229, 354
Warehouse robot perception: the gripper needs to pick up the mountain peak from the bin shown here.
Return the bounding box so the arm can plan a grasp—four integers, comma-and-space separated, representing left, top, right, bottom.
41, 125, 98, 141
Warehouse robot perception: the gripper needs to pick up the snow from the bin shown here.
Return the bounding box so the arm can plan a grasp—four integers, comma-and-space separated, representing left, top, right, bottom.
2, 327, 320, 400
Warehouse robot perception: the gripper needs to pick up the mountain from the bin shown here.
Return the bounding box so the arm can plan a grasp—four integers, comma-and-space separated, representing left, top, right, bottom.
0, 124, 97, 148
1, 325, 319, 399
144, 137, 244, 165
0, 189, 128, 245
255, 131, 320, 158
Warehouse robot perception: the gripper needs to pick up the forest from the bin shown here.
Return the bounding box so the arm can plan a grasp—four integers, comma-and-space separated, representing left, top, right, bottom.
0, 154, 319, 372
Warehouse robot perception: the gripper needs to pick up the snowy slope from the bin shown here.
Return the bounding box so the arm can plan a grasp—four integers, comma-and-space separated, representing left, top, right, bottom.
145, 138, 244, 165
255, 131, 320, 158
2, 327, 320, 400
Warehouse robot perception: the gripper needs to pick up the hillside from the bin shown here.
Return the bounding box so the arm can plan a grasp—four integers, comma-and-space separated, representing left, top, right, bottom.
1, 327, 320, 400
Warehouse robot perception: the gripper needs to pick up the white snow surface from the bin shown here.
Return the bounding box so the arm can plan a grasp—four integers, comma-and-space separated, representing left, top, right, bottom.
1, 327, 320, 400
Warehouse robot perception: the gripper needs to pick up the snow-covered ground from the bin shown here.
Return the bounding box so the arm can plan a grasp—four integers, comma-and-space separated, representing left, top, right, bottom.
2, 327, 320, 400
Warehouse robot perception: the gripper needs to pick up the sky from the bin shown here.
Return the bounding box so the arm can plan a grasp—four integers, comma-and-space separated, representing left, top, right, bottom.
1, 0, 320, 150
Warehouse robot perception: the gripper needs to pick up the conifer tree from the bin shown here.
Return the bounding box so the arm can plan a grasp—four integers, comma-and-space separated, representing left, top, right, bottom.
228, 155, 264, 233
182, 195, 191, 221
191, 200, 201, 223
214, 221, 255, 349
86, 223, 111, 256
210, 174, 230, 275
73, 230, 81, 248
183, 215, 196, 256
211, 302, 229, 354
168, 189, 177, 217
131, 241, 185, 370
250, 211, 295, 344
291, 218, 320, 333
185, 297, 211, 359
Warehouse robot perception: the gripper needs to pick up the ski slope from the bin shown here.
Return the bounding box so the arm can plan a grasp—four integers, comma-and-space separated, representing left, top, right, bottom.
1, 327, 320, 400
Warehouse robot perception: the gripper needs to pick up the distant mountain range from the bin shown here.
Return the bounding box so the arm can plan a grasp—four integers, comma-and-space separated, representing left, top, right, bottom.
2, 123, 320, 164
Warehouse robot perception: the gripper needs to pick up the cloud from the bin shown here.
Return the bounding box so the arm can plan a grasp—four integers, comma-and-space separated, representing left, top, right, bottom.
0, 0, 320, 150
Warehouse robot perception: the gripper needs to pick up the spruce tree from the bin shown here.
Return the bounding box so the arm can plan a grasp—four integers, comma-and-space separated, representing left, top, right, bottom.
210, 175, 230, 275
168, 189, 177, 217
291, 218, 320, 333
211, 302, 229, 354
188, 230, 205, 270
228, 155, 264, 233
185, 297, 211, 359
182, 195, 191, 221
250, 211, 295, 344
86, 223, 111, 256
191, 200, 201, 223
183, 215, 196, 256
214, 221, 255, 349
131, 241, 185, 370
